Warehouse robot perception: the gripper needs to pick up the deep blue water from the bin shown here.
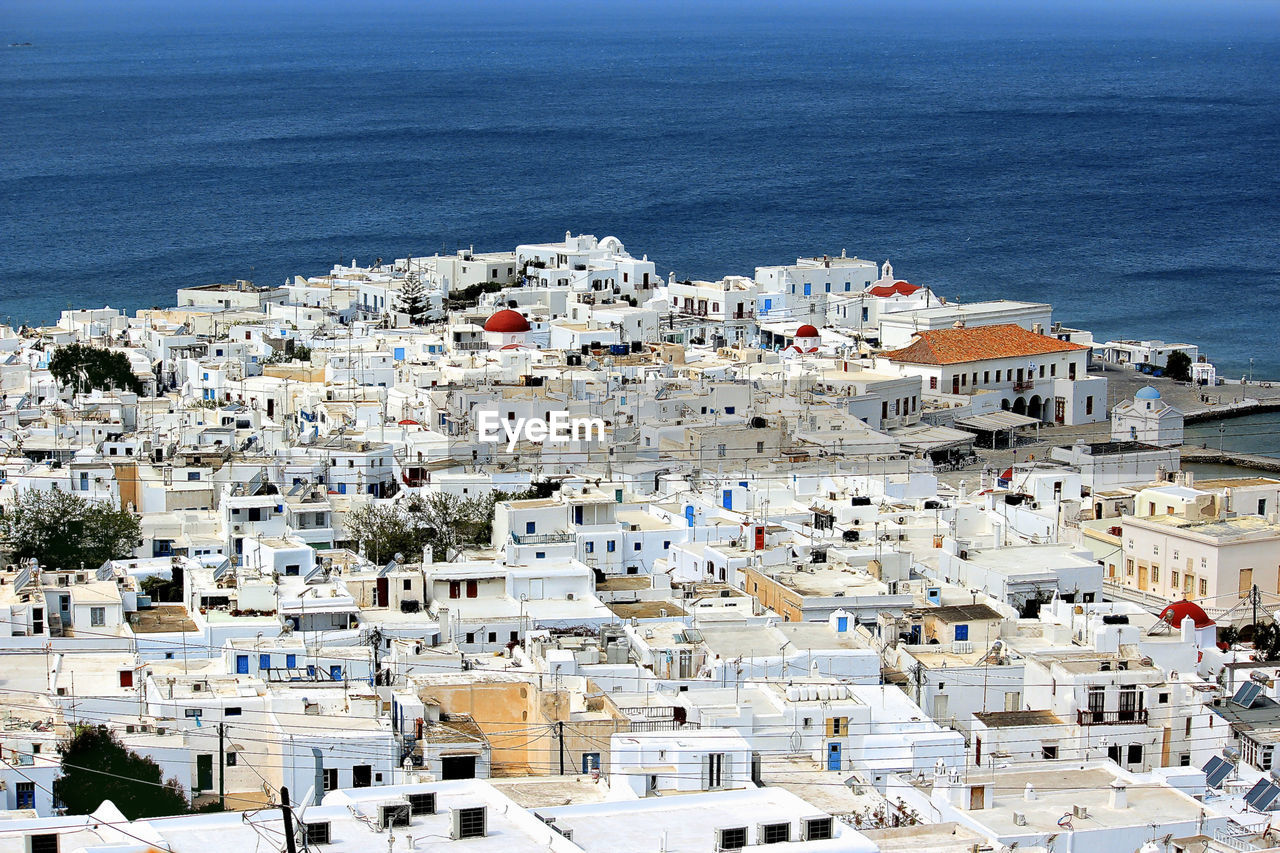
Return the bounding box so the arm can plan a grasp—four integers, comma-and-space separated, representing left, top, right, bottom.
3, 1, 1279, 375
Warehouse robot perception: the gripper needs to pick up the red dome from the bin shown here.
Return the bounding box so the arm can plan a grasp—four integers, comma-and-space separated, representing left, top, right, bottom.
868, 280, 922, 298
1159, 600, 1214, 629
484, 309, 531, 333
795, 324, 820, 338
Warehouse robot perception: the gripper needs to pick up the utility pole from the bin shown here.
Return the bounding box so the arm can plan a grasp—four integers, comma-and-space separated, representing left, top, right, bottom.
558, 721, 566, 776
218, 723, 226, 810
280, 786, 298, 853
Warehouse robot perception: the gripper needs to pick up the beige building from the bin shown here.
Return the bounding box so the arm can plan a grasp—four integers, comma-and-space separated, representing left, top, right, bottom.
1116, 514, 1280, 603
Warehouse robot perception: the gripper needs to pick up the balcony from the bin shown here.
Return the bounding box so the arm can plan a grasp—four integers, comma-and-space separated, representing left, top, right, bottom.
1077, 708, 1148, 726
1013, 380, 1036, 393
511, 531, 575, 546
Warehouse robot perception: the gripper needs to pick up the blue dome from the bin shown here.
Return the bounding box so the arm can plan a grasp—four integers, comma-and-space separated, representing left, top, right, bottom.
1134, 385, 1161, 400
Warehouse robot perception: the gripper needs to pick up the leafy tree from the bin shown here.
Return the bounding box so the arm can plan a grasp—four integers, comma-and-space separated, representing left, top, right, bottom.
0, 487, 140, 570
140, 573, 182, 602
57, 725, 188, 818
396, 274, 428, 325
343, 501, 427, 565
48, 343, 144, 396
1165, 350, 1193, 382
343, 489, 536, 564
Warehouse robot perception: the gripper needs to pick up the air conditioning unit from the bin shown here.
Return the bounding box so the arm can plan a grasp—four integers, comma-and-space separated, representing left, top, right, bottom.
1013, 812, 1027, 826
800, 816, 834, 841
379, 801, 411, 829
303, 820, 332, 845
714, 826, 748, 850
406, 792, 436, 816
451, 806, 487, 840
1073, 805, 1089, 819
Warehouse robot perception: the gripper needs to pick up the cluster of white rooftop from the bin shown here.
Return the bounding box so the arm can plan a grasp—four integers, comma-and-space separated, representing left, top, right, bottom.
0, 233, 1270, 853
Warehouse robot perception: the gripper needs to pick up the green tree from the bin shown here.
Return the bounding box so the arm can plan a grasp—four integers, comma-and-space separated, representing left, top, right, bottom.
343, 501, 428, 565
1165, 350, 1193, 382
57, 725, 188, 818
0, 487, 140, 570
139, 573, 181, 602
48, 343, 145, 396
396, 274, 428, 325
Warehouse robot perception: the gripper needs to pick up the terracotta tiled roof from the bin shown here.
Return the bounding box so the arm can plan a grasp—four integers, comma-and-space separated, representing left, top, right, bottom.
882, 323, 1090, 365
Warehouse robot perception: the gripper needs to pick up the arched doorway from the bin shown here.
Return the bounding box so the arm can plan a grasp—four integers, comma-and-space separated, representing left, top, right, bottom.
1028, 395, 1043, 421
1012, 397, 1027, 415
1095, 502, 1104, 519
1001, 398, 1011, 411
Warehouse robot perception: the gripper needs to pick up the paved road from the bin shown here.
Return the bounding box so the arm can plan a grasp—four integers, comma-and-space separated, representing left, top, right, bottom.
930, 364, 1280, 488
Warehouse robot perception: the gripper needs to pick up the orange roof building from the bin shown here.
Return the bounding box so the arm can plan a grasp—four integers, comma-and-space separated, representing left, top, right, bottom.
882, 323, 1089, 365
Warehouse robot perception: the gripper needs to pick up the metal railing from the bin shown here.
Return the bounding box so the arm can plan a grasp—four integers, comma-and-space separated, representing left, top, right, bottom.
1077, 708, 1148, 725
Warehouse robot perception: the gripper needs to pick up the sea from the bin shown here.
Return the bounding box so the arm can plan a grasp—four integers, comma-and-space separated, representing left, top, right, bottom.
3, 0, 1279, 375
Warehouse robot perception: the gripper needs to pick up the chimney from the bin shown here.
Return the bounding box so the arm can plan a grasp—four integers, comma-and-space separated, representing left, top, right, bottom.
1109, 780, 1127, 810
1182, 615, 1197, 645
1024, 783, 1036, 802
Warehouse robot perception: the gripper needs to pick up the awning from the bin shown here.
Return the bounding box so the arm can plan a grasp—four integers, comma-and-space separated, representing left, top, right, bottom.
954, 411, 1041, 432
886, 424, 977, 453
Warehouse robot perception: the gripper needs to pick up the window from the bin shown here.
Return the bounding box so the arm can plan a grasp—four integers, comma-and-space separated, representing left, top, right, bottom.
706, 752, 725, 788
487, 631, 496, 643
525, 521, 536, 534
954, 624, 969, 642
1127, 744, 1143, 765
535, 551, 545, 559
259, 654, 271, 670
90, 607, 105, 627
929, 377, 938, 390
466, 580, 478, 598
760, 823, 791, 845
286, 654, 296, 668
403, 579, 412, 590
983, 371, 990, 384
585, 542, 594, 554
225, 707, 242, 716
1151, 567, 1159, 583
15, 781, 35, 809
119, 670, 133, 688
1172, 570, 1180, 587
607, 540, 616, 553
28, 834, 58, 853
226, 752, 237, 766
449, 581, 461, 599
1086, 396, 1093, 415
1042, 745, 1059, 760
322, 768, 338, 792
1200, 579, 1208, 596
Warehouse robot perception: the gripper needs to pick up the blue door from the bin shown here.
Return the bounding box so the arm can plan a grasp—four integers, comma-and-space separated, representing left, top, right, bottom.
685, 506, 695, 527
722, 489, 732, 510
827, 743, 842, 771
909, 625, 922, 644
259, 653, 271, 670
235, 655, 249, 674
330, 665, 342, 681
393, 347, 405, 360
582, 753, 600, 774
836, 616, 848, 632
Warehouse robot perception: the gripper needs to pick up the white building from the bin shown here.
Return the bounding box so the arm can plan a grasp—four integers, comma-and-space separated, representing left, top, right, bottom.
1111, 385, 1184, 446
